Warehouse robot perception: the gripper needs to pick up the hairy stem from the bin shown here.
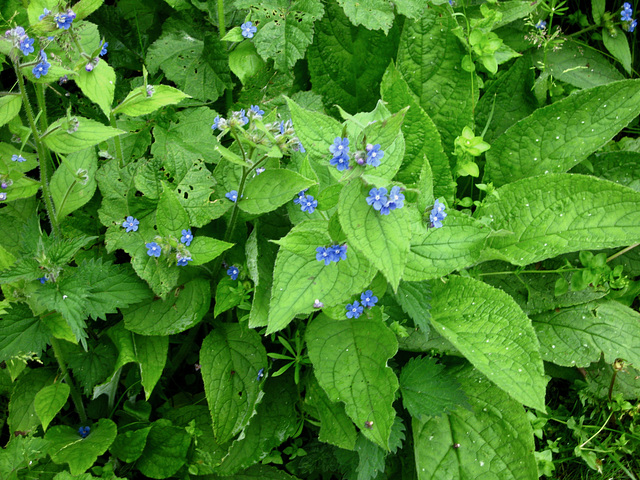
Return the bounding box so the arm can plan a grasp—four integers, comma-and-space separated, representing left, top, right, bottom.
50, 337, 87, 423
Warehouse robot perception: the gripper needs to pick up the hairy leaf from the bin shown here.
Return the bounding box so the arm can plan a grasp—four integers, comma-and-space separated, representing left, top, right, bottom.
74, 60, 115, 118
239, 169, 316, 215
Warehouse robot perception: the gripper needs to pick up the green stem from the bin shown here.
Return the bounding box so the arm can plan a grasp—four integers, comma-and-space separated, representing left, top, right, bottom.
607, 243, 640, 263
14, 62, 60, 235
50, 337, 87, 423
217, 0, 233, 111
110, 112, 125, 167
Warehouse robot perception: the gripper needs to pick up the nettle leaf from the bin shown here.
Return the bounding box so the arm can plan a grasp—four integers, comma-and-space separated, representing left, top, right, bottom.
413, 365, 538, 480
239, 169, 316, 215
34, 382, 70, 431
404, 210, 490, 281
124, 278, 210, 335
136, 419, 191, 479
381, 62, 453, 200
336, 0, 395, 33
338, 179, 411, 291
74, 60, 115, 118
484, 79, 640, 186
395, 280, 431, 337
200, 324, 267, 444
114, 84, 190, 116
37, 274, 90, 344
0, 94, 21, 127
476, 174, 640, 266
8, 368, 55, 433
236, 0, 325, 70
354, 433, 386, 479
307, 1, 400, 115
399, 357, 468, 419
0, 302, 50, 362
397, 6, 476, 154
46, 419, 117, 475
306, 313, 399, 450
50, 148, 98, 221
65, 339, 117, 394
430, 276, 547, 411
43, 116, 124, 154
266, 221, 376, 334
532, 301, 640, 368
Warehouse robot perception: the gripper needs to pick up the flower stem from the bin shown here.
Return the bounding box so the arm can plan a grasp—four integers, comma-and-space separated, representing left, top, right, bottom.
606, 243, 639, 263
50, 337, 87, 423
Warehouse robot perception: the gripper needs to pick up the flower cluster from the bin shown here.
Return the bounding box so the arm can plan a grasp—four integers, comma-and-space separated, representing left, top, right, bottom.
293, 190, 317, 213
345, 290, 378, 319
32, 50, 50, 79
227, 265, 239, 280
122, 216, 139, 232
225, 190, 239, 202
54, 10, 76, 30
212, 106, 262, 132
0, 176, 12, 202
366, 186, 405, 216
621, 2, 637, 32
241, 21, 257, 39
4, 27, 35, 56
316, 244, 347, 266
78, 426, 90, 438
429, 199, 447, 228
144, 231, 193, 266
330, 137, 350, 171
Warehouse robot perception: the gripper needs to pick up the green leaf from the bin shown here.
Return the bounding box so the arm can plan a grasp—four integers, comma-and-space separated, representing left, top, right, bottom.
404, 210, 490, 281
239, 169, 316, 215
43, 116, 124, 155
532, 301, 640, 368
156, 183, 190, 237
602, 27, 632, 75
46, 419, 117, 475
37, 274, 90, 344
413, 365, 538, 480
188, 236, 234, 266
0, 303, 50, 362
399, 357, 467, 419
50, 148, 98, 220
266, 221, 376, 334
2, 176, 41, 202
247, 226, 279, 328
135, 334, 169, 400
484, 79, 640, 186
306, 313, 399, 450
307, 1, 400, 115
136, 419, 191, 479
228, 41, 267, 85
74, 60, 115, 118
200, 324, 268, 444
336, 0, 395, 33
380, 62, 454, 200
361, 107, 407, 181
114, 84, 190, 116
8, 368, 55, 433
395, 281, 431, 337
354, 433, 386, 479
34, 383, 70, 431
572, 151, 640, 191
475, 174, 640, 266
214, 277, 246, 318
109, 427, 151, 463
124, 278, 210, 335
397, 7, 476, 154
235, 0, 325, 70
338, 179, 410, 290
65, 340, 117, 394
0, 95, 21, 127
430, 276, 547, 410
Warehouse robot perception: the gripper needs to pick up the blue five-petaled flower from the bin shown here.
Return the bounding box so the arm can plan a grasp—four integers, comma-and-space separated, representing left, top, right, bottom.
249, 105, 264, 117
257, 368, 264, 381
122, 216, 139, 232
32, 50, 50, 79
177, 255, 192, 267
360, 290, 378, 308
54, 10, 76, 30
181, 229, 193, 246
11, 154, 26, 162
366, 144, 384, 167
19, 36, 35, 56
225, 190, 239, 202
146, 242, 161, 257
430, 199, 447, 228
241, 21, 257, 39
227, 266, 239, 280
300, 195, 317, 213
366, 187, 388, 211
535, 20, 547, 29
78, 426, 90, 438
100, 41, 108, 56
346, 301, 364, 319
329, 137, 350, 171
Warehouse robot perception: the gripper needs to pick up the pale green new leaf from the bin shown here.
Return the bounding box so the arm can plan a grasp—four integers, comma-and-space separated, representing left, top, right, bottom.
484, 79, 640, 186
306, 314, 398, 450
134, 334, 169, 400
34, 383, 70, 431
0, 95, 21, 127
430, 276, 547, 410
50, 148, 98, 220
531, 301, 640, 368
475, 174, 640, 266
413, 366, 537, 480
114, 85, 190, 116
43, 116, 124, 154
200, 324, 267, 445
74, 60, 115, 118
239, 169, 316, 215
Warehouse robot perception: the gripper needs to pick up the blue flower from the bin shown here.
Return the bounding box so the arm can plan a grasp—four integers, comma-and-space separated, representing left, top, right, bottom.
226, 190, 239, 202
346, 301, 363, 319
257, 368, 264, 381
78, 426, 90, 438
386, 186, 405, 211
330, 137, 349, 156
238, 109, 249, 125
300, 195, 317, 213
249, 105, 264, 117
0, 192, 6, 201
279, 120, 285, 134
293, 189, 308, 205
32, 50, 50, 78
256, 167, 265, 175
298, 143, 306, 153
146, 242, 161, 257
54, 10, 76, 30
19, 36, 34, 56
122, 216, 139, 232
629, 18, 637, 31
38, 277, 47, 284
360, 290, 378, 308
330, 154, 350, 171
11, 154, 26, 162
180, 229, 193, 246
212, 116, 221, 130
622, 2, 633, 21
177, 255, 192, 267
329, 244, 347, 262
316, 246, 332, 265
535, 20, 547, 29
100, 41, 108, 56
241, 21, 257, 39
429, 199, 447, 228
39, 8, 51, 20
227, 266, 239, 280
366, 144, 384, 167
366, 187, 388, 211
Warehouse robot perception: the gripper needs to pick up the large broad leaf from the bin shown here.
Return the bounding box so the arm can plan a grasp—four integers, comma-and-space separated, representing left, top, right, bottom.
572, 151, 640, 191
380, 62, 454, 201
430, 276, 547, 411
396, 6, 476, 154
306, 313, 399, 450
413, 365, 538, 480
475, 174, 640, 266
238, 169, 316, 215
43, 116, 124, 154
50, 148, 98, 220
8, 368, 55, 433
200, 324, 267, 445
307, 1, 399, 115
34, 383, 70, 431
135, 419, 191, 479
45, 418, 117, 475
532, 301, 640, 368
266, 221, 376, 334
74, 60, 115, 118
0, 302, 50, 363
484, 79, 640, 186
338, 179, 411, 290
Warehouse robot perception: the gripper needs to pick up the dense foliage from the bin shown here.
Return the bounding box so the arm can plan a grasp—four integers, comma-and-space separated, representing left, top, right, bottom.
1, 0, 640, 478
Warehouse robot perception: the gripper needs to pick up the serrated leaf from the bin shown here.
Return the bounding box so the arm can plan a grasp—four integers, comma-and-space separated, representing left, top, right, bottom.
0, 94, 21, 127
306, 314, 399, 450
0, 303, 50, 362
337, 0, 395, 33
74, 60, 115, 118
354, 433, 386, 480
188, 236, 234, 266
136, 419, 191, 479
37, 274, 90, 344
109, 427, 151, 463
413, 366, 537, 480
65, 340, 117, 394
395, 281, 431, 337
399, 357, 467, 419
200, 324, 267, 444
43, 116, 124, 154
338, 179, 410, 290
476, 174, 640, 266
114, 85, 190, 116
50, 148, 98, 220
205, 464, 302, 479
123, 278, 210, 335
8, 368, 55, 433
532, 301, 640, 368
238, 169, 316, 215
485, 80, 640, 186
34, 383, 70, 431
430, 276, 547, 411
